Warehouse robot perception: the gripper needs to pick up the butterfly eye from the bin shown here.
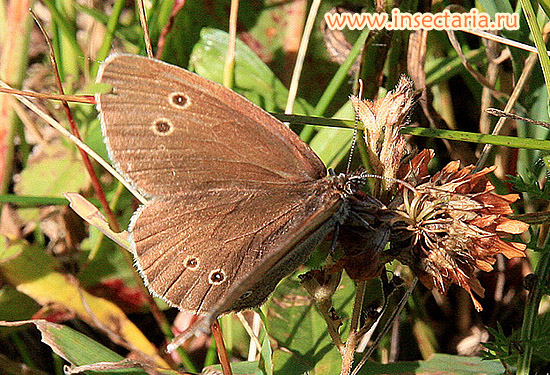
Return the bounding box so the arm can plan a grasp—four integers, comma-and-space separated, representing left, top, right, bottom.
170, 92, 190, 109
209, 270, 226, 285
152, 118, 174, 136
185, 256, 199, 270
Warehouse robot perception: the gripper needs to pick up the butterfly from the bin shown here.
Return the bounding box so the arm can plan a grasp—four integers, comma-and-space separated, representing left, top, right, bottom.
96, 54, 370, 324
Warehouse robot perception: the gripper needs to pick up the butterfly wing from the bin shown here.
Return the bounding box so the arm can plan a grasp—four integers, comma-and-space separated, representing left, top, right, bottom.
96, 54, 346, 314
132, 181, 343, 314
96, 54, 326, 197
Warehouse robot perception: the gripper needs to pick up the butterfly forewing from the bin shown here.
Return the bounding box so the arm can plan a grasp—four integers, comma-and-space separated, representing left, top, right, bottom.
96, 54, 327, 197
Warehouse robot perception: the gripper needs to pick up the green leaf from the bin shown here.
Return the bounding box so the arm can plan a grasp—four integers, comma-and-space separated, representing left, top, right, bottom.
0, 285, 38, 322
1, 320, 149, 374
14, 141, 87, 196
205, 360, 263, 375
309, 101, 355, 169
266, 273, 355, 374
259, 326, 273, 375
189, 28, 312, 114
355, 353, 505, 374
14, 141, 87, 221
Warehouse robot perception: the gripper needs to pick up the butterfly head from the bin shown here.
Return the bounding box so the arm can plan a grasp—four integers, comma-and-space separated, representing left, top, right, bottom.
341, 168, 368, 196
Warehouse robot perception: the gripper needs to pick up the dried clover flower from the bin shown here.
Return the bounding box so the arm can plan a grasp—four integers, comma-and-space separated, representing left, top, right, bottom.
339, 77, 417, 283
348, 78, 528, 311
350, 75, 417, 198
392, 152, 529, 310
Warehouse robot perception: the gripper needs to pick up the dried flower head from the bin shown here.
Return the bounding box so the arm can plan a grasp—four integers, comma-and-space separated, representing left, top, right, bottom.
392, 152, 529, 311
350, 76, 417, 197
347, 79, 527, 310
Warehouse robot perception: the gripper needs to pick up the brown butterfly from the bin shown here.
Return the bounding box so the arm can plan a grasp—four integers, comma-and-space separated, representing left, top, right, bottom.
96, 54, 369, 322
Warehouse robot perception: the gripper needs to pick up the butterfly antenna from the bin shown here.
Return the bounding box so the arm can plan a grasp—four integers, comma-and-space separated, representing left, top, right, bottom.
359, 172, 418, 195
346, 80, 362, 175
